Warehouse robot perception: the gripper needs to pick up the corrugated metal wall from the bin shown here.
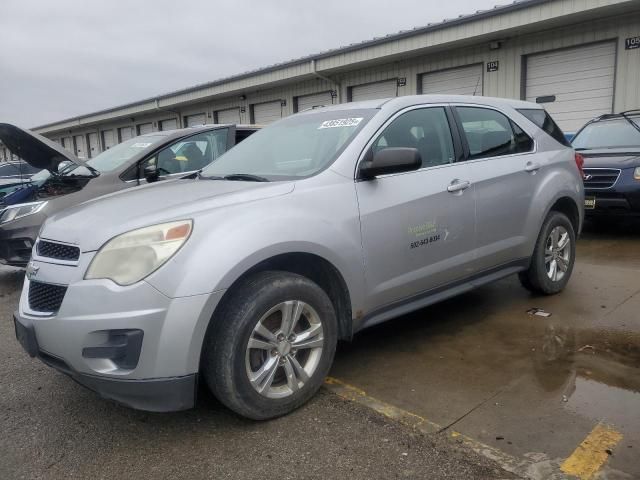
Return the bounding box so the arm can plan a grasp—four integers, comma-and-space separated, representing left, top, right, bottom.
37, 8, 640, 154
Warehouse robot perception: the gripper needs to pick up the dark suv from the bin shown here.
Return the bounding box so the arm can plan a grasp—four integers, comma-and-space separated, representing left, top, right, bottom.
0, 123, 258, 266
571, 111, 640, 217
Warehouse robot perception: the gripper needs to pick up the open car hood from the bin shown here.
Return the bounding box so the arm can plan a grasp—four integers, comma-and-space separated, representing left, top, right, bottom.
0, 123, 88, 173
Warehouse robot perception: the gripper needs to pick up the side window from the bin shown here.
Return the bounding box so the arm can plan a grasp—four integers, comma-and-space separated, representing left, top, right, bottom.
144, 129, 228, 176
372, 107, 455, 168
456, 107, 533, 159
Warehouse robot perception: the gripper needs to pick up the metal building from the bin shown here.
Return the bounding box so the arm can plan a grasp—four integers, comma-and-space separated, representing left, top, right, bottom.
23, 0, 640, 157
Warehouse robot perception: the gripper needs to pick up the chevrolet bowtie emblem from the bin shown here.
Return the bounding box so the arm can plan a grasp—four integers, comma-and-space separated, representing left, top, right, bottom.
26, 262, 40, 280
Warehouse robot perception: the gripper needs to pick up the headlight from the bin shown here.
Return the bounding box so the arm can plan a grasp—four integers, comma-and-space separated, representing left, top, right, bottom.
634, 167, 640, 180
85, 220, 192, 286
0, 201, 47, 224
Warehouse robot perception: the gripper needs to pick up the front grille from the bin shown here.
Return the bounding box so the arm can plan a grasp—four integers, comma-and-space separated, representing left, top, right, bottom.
583, 168, 620, 189
28, 281, 67, 313
37, 240, 80, 261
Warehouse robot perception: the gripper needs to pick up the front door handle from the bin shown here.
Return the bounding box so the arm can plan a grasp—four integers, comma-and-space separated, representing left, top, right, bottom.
447, 179, 471, 193
525, 161, 541, 173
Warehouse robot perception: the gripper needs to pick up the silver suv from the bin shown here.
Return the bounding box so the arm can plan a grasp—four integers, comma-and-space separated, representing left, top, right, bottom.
13, 95, 584, 419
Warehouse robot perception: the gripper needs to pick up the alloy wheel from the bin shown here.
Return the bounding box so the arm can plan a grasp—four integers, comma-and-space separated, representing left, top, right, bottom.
245, 300, 324, 399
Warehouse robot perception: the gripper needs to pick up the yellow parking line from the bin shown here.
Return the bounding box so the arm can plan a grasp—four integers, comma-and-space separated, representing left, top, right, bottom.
560, 423, 623, 480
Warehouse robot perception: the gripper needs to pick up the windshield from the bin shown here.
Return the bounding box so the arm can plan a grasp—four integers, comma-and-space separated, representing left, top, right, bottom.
200, 109, 376, 180
572, 117, 640, 149
86, 135, 165, 172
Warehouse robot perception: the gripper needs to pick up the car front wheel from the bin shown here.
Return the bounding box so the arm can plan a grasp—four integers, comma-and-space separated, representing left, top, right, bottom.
202, 271, 338, 420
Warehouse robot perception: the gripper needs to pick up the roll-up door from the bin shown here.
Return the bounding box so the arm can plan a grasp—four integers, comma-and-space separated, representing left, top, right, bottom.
159, 118, 178, 131
185, 113, 206, 127
350, 80, 397, 102
252, 101, 283, 124
87, 132, 99, 158
73, 135, 86, 159
216, 108, 241, 124
525, 42, 616, 131
119, 126, 134, 142
102, 129, 115, 149
421, 64, 483, 96
137, 123, 153, 135
62, 137, 73, 152
295, 91, 334, 112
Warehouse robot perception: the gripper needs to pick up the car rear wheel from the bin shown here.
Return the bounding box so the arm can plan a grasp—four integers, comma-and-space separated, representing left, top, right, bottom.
519, 211, 576, 295
202, 271, 337, 420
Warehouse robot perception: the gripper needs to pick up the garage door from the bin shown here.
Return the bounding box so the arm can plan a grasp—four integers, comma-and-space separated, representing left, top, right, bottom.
137, 123, 153, 135
185, 113, 206, 127
525, 42, 616, 131
159, 118, 178, 131
87, 132, 99, 158
102, 129, 115, 150
295, 91, 334, 112
61, 137, 73, 152
421, 64, 483, 96
350, 80, 397, 102
73, 135, 86, 159
216, 108, 241, 124
252, 101, 283, 124
119, 126, 134, 142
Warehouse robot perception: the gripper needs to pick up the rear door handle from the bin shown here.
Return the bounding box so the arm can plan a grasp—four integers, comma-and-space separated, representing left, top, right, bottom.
447, 179, 471, 193
525, 161, 541, 173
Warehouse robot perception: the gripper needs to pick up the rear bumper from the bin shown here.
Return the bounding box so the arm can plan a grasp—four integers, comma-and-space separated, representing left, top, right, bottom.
14, 313, 197, 412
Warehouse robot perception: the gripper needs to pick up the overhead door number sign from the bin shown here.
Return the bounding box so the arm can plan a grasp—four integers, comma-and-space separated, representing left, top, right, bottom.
626, 36, 640, 50
487, 61, 499, 72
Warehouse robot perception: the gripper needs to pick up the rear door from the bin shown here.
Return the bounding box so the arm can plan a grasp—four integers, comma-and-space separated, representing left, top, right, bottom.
453, 105, 537, 270
356, 105, 476, 311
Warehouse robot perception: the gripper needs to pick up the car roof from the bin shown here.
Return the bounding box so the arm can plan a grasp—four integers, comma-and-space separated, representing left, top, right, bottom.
307, 95, 543, 113
155, 124, 261, 137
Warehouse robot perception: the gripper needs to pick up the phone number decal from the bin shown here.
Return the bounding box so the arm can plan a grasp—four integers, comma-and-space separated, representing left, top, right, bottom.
410, 234, 441, 249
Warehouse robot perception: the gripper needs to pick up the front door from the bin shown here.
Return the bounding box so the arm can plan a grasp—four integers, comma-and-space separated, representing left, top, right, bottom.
356, 106, 476, 312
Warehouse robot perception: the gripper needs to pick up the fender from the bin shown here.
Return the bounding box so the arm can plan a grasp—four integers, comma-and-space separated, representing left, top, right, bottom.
145, 179, 367, 315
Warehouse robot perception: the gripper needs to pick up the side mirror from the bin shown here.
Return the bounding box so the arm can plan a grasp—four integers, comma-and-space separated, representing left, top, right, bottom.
359, 147, 422, 179
143, 163, 159, 183
57, 160, 72, 173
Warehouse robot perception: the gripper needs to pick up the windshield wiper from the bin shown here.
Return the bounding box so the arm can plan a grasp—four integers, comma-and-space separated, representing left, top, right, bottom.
223, 173, 269, 182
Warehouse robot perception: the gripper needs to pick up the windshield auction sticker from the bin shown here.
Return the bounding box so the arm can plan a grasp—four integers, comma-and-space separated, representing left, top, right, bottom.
131, 142, 152, 148
318, 118, 363, 129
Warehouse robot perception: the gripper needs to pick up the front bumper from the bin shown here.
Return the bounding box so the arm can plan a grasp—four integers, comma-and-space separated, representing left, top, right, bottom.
584, 169, 640, 216
15, 256, 224, 412
0, 224, 39, 266
15, 312, 197, 411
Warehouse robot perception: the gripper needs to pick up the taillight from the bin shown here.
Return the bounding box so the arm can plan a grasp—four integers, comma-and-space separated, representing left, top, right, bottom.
574, 152, 585, 179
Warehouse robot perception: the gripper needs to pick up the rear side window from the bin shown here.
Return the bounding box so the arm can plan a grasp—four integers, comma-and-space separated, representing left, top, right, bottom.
517, 108, 570, 147
456, 107, 533, 159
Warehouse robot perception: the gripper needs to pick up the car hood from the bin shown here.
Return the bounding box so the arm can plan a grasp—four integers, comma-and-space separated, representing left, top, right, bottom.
41, 178, 295, 251
0, 123, 88, 173
580, 148, 640, 169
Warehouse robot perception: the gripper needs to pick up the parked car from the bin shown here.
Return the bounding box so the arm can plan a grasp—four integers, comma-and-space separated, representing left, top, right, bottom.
0, 123, 259, 266
570, 110, 640, 217
13, 95, 583, 419
0, 161, 41, 201
0, 160, 41, 180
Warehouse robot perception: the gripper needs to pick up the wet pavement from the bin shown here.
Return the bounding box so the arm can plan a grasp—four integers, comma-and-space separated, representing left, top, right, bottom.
331, 218, 640, 478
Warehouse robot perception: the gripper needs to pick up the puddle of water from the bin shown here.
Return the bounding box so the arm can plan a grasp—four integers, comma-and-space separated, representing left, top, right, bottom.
565, 376, 640, 432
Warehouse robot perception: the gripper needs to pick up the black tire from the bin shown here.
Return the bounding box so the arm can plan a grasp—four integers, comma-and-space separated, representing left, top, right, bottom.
202, 271, 338, 420
519, 211, 576, 295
